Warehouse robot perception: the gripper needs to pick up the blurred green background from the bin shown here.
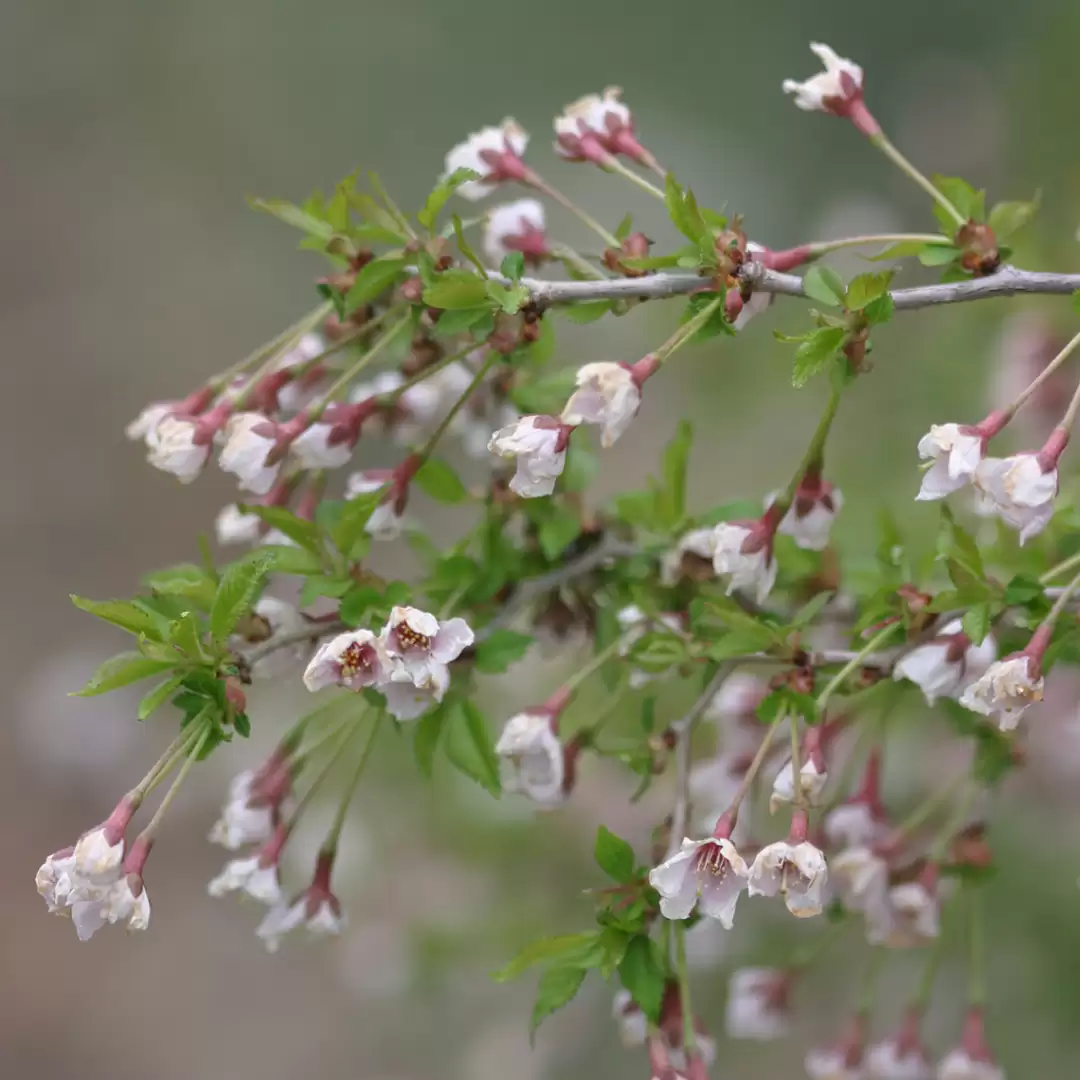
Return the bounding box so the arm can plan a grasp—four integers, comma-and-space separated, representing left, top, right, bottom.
4, 2, 1080, 1078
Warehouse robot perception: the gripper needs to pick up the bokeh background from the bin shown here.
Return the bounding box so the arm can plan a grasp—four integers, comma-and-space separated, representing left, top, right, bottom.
4, 2, 1080, 1078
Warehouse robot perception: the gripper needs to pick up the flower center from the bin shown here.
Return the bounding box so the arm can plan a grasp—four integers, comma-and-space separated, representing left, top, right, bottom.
692, 841, 729, 878
339, 641, 375, 677
396, 624, 432, 651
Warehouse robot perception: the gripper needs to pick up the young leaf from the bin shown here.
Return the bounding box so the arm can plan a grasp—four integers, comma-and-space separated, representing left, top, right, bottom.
417, 168, 481, 231
414, 703, 449, 776
594, 825, 636, 883
845, 271, 894, 311
423, 270, 491, 310
414, 458, 469, 504
664, 173, 706, 244
257, 544, 325, 576
500, 251, 526, 281
870, 238, 951, 261
962, 603, 991, 646
616, 935, 666, 1022
660, 420, 693, 523
209, 555, 273, 642
474, 630, 533, 674
530, 967, 587, 1037
344, 257, 407, 312
138, 676, 184, 720
931, 175, 984, 222
802, 266, 847, 308
71, 596, 164, 639
863, 293, 895, 325
486, 280, 531, 315
988, 196, 1040, 241
538, 511, 582, 561
73, 653, 177, 697
238, 505, 322, 553
247, 197, 334, 240
919, 244, 962, 267
492, 932, 601, 982
560, 300, 613, 324
444, 701, 501, 795
793, 328, 846, 387
332, 488, 385, 557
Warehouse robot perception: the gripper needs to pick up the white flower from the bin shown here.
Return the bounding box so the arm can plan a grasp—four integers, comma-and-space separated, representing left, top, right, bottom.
958, 655, 1043, 729
235, 596, 310, 678
867, 1039, 933, 1080
443, 118, 529, 201
648, 837, 749, 927
894, 621, 997, 706
218, 412, 280, 495
68, 875, 151, 941
561, 362, 640, 447
126, 402, 172, 442
147, 416, 211, 483
783, 43, 864, 113
748, 840, 828, 918
805, 1046, 867, 1080
617, 607, 684, 690
725, 968, 790, 1041
868, 882, 939, 948
830, 846, 890, 918
777, 486, 844, 551
612, 990, 648, 1048
345, 472, 403, 540
733, 281, 773, 331
381, 667, 450, 721
291, 421, 354, 470
706, 673, 769, 724
208, 771, 277, 851
712, 523, 777, 605
661, 527, 718, 585
303, 630, 396, 693
936, 1050, 1004, 1080
256, 894, 345, 953
496, 711, 565, 806
488, 415, 568, 497
383, 606, 474, 679
73, 826, 125, 879
275, 332, 324, 371
36, 849, 78, 914
216, 503, 263, 545
916, 424, 985, 500
974, 454, 1058, 543
208, 854, 283, 906
483, 199, 547, 266
770, 758, 828, 813
823, 803, 888, 851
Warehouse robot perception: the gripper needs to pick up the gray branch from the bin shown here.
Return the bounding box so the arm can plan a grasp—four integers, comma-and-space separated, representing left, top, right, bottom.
520, 263, 1080, 309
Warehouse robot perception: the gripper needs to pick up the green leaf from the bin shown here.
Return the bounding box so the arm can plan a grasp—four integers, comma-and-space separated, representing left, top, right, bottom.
802, 266, 847, 308
169, 611, 208, 660
344, 257, 407, 312
560, 300, 613, 324
248, 197, 334, 240
73, 652, 177, 697
138, 676, 184, 720
332, 489, 385, 557
594, 826, 636, 883
487, 280, 531, 315
962, 603, 991, 646
1003, 574, 1044, 606
988, 196, 1039, 241
238, 505, 321, 553
474, 630, 533, 674
209, 556, 273, 642
434, 306, 492, 335
444, 701, 501, 795
257, 544, 324, 576
423, 270, 490, 310
417, 168, 480, 231
931, 175, 984, 222
500, 251, 526, 281
530, 967, 587, 1037
680, 291, 732, 344
937, 507, 986, 589
659, 420, 693, 524
414, 703, 448, 776
664, 173, 706, 244
71, 596, 164, 639
919, 244, 962, 267
863, 294, 894, 325
793, 328, 846, 387
493, 932, 601, 982
973, 726, 1014, 786
870, 238, 952, 261
845, 271, 894, 311
413, 458, 468, 504
450, 213, 488, 277
538, 511, 582, 561
616, 935, 666, 1023
142, 564, 218, 610
789, 590, 836, 630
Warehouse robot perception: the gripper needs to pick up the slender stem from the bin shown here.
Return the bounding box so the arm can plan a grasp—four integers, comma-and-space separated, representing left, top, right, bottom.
286, 716, 364, 828
895, 778, 963, 838
816, 624, 900, 708
562, 635, 628, 695
142, 722, 212, 839
856, 948, 887, 1017
309, 315, 412, 415
292, 712, 364, 770
1039, 548, 1080, 586
673, 922, 697, 1055
378, 340, 479, 403
412, 349, 500, 464
727, 710, 786, 817
1058, 370, 1080, 433
526, 170, 621, 248
967, 888, 987, 1006
1041, 565, 1080, 630
805, 233, 949, 256
911, 906, 948, 1010
870, 133, 966, 227
779, 386, 844, 510
929, 784, 976, 861
550, 242, 610, 281
133, 723, 206, 801
1005, 328, 1080, 421
321, 714, 383, 855
654, 296, 724, 367
602, 156, 666, 200
789, 718, 806, 810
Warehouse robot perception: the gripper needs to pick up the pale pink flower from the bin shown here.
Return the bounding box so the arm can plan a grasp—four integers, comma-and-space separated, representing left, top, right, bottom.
443, 119, 530, 200
770, 758, 828, 813
958, 655, 1043, 729
219, 412, 280, 494
345, 472, 404, 540
712, 523, 777, 604
648, 837, 749, 927
916, 424, 986, 500
303, 630, 396, 693
208, 853, 283, 906
495, 711, 566, 807
661, 527, 718, 586
488, 415, 569, 497
776, 481, 844, 551
783, 43, 864, 114
483, 199, 549, 266
256, 871, 345, 953
893, 620, 997, 705
216, 503, 263, 545
748, 839, 828, 918
613, 990, 648, 1048
290, 421, 355, 470
725, 968, 790, 1041
147, 416, 211, 483
974, 453, 1058, 543
561, 362, 641, 447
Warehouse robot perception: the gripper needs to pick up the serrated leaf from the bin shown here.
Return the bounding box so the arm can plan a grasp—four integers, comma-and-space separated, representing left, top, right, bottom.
802, 266, 847, 308
789, 590, 836, 630
238, 505, 321, 553
414, 458, 469, 505
417, 168, 480, 231
659, 420, 693, 524
71, 596, 164, 639
863, 293, 894, 325
869, 238, 952, 261
474, 630, 533, 674
988, 196, 1039, 241
248, 197, 334, 240
594, 826, 636, 883
344, 257, 407, 312
492, 932, 601, 982
423, 270, 490, 310
256, 544, 324, 575
73, 653, 177, 697
209, 556, 273, 642
170, 611, 208, 660
531, 966, 587, 1038
845, 271, 894, 311
931, 175, 984, 222
664, 173, 706, 244
332, 489, 384, 557
538, 511, 582, 561
793, 328, 846, 387
1003, 574, 1044, 606
414, 703, 448, 776
138, 676, 184, 720
434, 306, 495, 335
500, 251, 526, 281
444, 700, 501, 795
616, 935, 666, 1023
487, 279, 530, 314
962, 603, 991, 646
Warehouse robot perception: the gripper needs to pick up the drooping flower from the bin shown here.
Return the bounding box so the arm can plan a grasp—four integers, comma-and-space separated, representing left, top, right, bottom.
770, 757, 828, 813
661, 527, 718, 586
483, 199, 549, 267
782, 43, 870, 129
561, 362, 642, 448
126, 402, 174, 442
218, 412, 281, 495
382, 606, 474, 680
208, 827, 286, 906
216, 503, 263, 545
775, 475, 844, 551
36, 848, 78, 914
830, 846, 891, 920
937, 1009, 1004, 1080
866, 1012, 933, 1080
916, 424, 988, 501
345, 471, 404, 540
805, 1017, 868, 1080
68, 873, 152, 941
748, 817, 828, 918
147, 416, 213, 483
303, 630, 396, 693
612, 990, 649, 1048
443, 119, 530, 201
725, 968, 791, 1041
495, 709, 566, 807
711, 522, 778, 605
488, 415, 571, 497
868, 869, 940, 948
553, 87, 654, 167
381, 666, 451, 722
208, 759, 291, 852
648, 834, 749, 927
893, 620, 997, 705
255, 852, 345, 953
290, 420, 355, 471
824, 799, 889, 852
974, 452, 1059, 544
958, 654, 1044, 729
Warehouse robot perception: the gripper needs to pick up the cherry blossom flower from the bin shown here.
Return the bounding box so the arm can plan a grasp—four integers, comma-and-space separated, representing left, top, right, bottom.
893, 620, 997, 705
830, 846, 890, 919
958, 654, 1044, 729
126, 403, 173, 442
783, 43, 867, 122
974, 452, 1058, 543
216, 503, 263, 545
291, 420, 355, 471
443, 119, 530, 201
71, 796, 138, 879
256, 854, 345, 953
68, 874, 152, 941
483, 199, 549, 267
805, 1017, 868, 1080
380, 667, 450, 722
208, 767, 287, 851
775, 477, 844, 551
382, 606, 474, 681
36, 848, 78, 914
648, 835, 749, 927
303, 630, 396, 693
711, 522, 778, 604
937, 1010, 1004, 1080
553, 87, 653, 166
561, 362, 641, 447
916, 424, 987, 500
661, 527, 718, 586
488, 415, 570, 497
495, 710, 566, 807
725, 968, 791, 1041
208, 832, 285, 906
824, 802, 889, 851
218, 412, 281, 495
613, 990, 648, 1048
748, 820, 828, 918
868, 875, 940, 948
867, 1020, 933, 1080
344, 470, 403, 541
770, 756, 828, 813
147, 416, 212, 483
